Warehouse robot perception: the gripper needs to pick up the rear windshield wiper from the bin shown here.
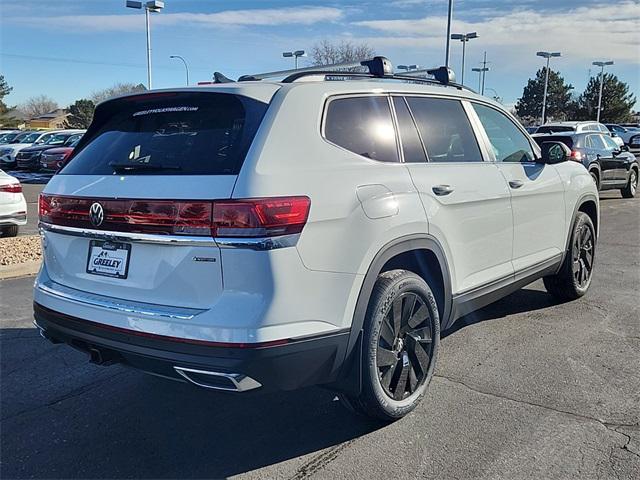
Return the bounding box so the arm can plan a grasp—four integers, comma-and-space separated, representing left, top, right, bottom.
109, 162, 182, 173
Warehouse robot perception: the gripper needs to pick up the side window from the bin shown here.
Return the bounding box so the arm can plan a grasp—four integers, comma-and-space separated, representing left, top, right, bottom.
602, 135, 619, 150
585, 136, 593, 148
406, 97, 482, 162
35, 133, 53, 145
324, 96, 398, 162
472, 103, 535, 163
588, 134, 606, 150
392, 97, 427, 163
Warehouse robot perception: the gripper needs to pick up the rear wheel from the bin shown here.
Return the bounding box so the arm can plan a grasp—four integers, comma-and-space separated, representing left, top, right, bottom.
1, 225, 19, 237
342, 270, 440, 421
621, 168, 637, 198
543, 212, 595, 301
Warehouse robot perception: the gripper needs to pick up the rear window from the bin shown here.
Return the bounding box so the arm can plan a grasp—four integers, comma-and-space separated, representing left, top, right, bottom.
61, 92, 269, 176
535, 126, 574, 134
532, 135, 574, 149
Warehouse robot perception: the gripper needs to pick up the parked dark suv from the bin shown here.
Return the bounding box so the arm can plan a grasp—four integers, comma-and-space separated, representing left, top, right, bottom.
16, 131, 84, 171
533, 132, 638, 198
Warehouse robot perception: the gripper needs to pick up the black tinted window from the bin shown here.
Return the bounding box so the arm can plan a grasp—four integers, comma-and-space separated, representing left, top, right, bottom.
406, 97, 481, 162
473, 103, 535, 163
61, 92, 268, 175
536, 126, 574, 134
532, 135, 574, 149
325, 96, 398, 162
393, 97, 427, 163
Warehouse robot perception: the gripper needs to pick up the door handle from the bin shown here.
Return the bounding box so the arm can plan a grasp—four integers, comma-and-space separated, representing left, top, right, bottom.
432, 184, 454, 196
509, 180, 524, 189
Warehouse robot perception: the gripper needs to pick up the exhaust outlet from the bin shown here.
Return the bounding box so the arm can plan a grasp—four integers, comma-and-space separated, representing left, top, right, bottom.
88, 347, 118, 366
174, 366, 261, 392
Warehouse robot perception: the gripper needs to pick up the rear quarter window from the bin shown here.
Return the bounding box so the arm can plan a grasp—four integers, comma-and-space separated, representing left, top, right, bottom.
61, 92, 269, 176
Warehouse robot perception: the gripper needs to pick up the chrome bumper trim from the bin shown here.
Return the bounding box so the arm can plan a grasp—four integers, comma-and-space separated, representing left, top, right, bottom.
215, 234, 300, 250
174, 366, 262, 392
36, 278, 205, 320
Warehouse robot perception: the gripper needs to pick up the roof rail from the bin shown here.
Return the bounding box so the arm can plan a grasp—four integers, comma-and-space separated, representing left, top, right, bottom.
237, 55, 474, 92
238, 56, 394, 82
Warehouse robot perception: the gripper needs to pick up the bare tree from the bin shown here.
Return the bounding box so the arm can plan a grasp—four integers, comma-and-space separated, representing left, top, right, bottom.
91, 82, 147, 104
19, 95, 59, 119
311, 40, 375, 71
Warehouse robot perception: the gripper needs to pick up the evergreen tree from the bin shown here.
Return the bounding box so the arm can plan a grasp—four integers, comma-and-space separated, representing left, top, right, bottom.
64, 99, 95, 129
515, 68, 574, 122
0, 75, 17, 127
573, 73, 636, 123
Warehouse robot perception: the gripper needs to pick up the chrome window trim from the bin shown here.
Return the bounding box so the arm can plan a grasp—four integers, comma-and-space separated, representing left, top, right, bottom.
37, 278, 205, 320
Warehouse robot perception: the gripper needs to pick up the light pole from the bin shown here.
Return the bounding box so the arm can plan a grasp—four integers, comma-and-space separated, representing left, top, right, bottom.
592, 60, 614, 122
536, 51, 561, 125
444, 0, 454, 68
283, 50, 306, 69
471, 67, 486, 92
126, 1, 165, 89
169, 55, 189, 85
450, 32, 478, 85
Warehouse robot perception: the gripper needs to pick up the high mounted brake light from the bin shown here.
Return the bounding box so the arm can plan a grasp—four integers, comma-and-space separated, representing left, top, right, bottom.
39, 194, 311, 238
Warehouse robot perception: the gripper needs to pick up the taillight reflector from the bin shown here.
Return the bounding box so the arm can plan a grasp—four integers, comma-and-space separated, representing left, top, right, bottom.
39, 195, 311, 238
1, 183, 22, 193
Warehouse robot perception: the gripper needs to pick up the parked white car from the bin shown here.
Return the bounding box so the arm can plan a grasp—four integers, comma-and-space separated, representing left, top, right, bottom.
0, 170, 27, 237
536, 121, 624, 147
33, 58, 599, 421
0, 130, 68, 169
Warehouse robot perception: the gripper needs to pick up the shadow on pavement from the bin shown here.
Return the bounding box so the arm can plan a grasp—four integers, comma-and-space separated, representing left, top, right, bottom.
2, 286, 557, 478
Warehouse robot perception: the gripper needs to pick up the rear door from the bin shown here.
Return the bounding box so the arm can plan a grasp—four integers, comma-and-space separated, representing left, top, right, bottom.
40, 90, 273, 309
601, 134, 627, 181
469, 102, 566, 272
397, 95, 514, 295
587, 134, 616, 182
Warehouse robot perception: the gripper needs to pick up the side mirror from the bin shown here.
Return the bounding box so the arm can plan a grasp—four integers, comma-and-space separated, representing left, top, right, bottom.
539, 141, 571, 164
621, 145, 630, 152
610, 132, 619, 138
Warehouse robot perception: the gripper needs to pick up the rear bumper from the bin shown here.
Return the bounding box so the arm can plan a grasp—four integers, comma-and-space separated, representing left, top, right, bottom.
0, 212, 27, 226
33, 302, 350, 393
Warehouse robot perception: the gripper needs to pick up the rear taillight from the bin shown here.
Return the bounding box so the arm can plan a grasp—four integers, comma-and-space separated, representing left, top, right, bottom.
1, 183, 22, 193
212, 197, 310, 237
39, 195, 310, 238
570, 150, 583, 161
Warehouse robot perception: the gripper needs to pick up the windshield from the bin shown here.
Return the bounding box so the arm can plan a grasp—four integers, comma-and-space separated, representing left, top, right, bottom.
65, 134, 83, 147
45, 133, 71, 146
62, 92, 269, 176
10, 132, 35, 143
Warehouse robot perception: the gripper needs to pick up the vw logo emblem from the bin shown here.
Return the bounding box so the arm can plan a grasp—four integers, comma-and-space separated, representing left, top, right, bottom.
89, 202, 104, 227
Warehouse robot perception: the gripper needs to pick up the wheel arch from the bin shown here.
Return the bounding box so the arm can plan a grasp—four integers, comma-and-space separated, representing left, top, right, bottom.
330, 234, 452, 395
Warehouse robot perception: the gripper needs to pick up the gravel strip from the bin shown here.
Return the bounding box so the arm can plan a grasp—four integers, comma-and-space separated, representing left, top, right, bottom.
0, 235, 42, 266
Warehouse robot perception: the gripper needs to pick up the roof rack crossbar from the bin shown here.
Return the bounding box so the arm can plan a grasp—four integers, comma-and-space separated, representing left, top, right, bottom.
238, 56, 393, 82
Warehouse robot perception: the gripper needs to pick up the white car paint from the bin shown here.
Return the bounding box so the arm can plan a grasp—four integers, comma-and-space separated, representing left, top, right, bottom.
34, 81, 598, 347
0, 170, 27, 230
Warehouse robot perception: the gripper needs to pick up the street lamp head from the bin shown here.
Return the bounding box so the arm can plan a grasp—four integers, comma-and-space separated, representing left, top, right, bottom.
294, 50, 306, 57
467, 32, 478, 39
450, 33, 464, 40
282, 52, 293, 58
145, 0, 164, 12
593, 60, 614, 67
126, 0, 143, 8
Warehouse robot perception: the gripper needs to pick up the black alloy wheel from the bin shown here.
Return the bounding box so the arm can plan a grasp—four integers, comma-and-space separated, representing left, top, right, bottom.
573, 222, 594, 289
376, 292, 433, 400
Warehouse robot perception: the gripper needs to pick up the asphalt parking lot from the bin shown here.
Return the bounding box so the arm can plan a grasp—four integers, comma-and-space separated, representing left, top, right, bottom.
1, 191, 639, 479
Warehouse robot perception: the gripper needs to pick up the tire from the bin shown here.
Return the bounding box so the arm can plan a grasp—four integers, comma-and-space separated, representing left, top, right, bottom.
590, 170, 600, 191
620, 168, 637, 198
543, 212, 595, 301
1, 225, 19, 237
342, 269, 440, 422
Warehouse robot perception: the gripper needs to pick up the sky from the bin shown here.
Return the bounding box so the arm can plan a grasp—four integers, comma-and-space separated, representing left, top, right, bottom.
1, 0, 639, 109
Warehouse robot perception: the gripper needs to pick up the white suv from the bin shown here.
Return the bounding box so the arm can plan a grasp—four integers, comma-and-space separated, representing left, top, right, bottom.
33, 58, 599, 421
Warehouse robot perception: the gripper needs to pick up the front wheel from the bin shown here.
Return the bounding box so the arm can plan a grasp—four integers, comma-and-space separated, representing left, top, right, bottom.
1, 225, 19, 237
621, 168, 637, 198
543, 212, 595, 301
342, 269, 440, 421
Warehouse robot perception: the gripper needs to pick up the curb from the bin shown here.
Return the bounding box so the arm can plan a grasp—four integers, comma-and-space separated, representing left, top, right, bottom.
0, 260, 42, 280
